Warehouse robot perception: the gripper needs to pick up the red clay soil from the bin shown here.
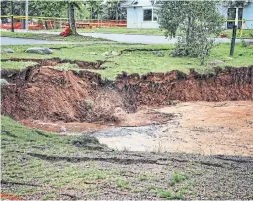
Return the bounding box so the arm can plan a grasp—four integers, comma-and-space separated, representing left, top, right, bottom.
1, 66, 253, 123
1, 67, 135, 122
20, 108, 173, 133
0, 193, 23, 200
116, 66, 253, 105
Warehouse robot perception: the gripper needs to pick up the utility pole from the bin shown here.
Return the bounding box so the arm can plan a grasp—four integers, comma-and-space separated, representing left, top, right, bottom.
230, 25, 237, 57
25, 0, 29, 31
11, 0, 14, 32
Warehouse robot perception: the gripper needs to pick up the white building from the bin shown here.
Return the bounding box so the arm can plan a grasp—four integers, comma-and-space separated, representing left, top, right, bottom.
122, 0, 159, 28
122, 0, 253, 29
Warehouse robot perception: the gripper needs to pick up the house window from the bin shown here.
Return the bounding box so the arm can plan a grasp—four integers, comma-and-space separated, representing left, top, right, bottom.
143, 8, 158, 21
143, 9, 152, 21
227, 8, 243, 29
238, 8, 243, 29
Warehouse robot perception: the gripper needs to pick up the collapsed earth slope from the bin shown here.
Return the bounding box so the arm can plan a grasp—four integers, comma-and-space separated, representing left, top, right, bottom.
1, 66, 252, 122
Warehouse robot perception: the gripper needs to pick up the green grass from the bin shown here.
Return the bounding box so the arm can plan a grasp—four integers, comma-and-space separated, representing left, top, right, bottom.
20, 27, 253, 38
1, 61, 38, 70
138, 173, 153, 181
1, 42, 253, 80
170, 171, 188, 186
77, 27, 165, 35
32, 27, 166, 36
158, 190, 185, 200
116, 178, 130, 189
0, 116, 110, 198
222, 29, 253, 38
1, 31, 109, 42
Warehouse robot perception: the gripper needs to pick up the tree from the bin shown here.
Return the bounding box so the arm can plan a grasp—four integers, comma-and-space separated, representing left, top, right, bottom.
1, 0, 26, 23
28, 1, 67, 29
67, 1, 83, 35
29, 0, 79, 34
83, 0, 103, 19
28, 1, 67, 17
222, 0, 252, 7
158, 1, 225, 65
101, 0, 127, 20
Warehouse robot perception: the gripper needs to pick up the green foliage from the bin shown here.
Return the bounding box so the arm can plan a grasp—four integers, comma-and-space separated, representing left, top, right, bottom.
116, 178, 130, 189
158, 190, 184, 200
158, 1, 225, 65
138, 174, 150, 181
0, 0, 68, 18
170, 171, 188, 186
28, 1, 67, 18
101, 0, 127, 20
222, 0, 251, 7
83, 0, 103, 19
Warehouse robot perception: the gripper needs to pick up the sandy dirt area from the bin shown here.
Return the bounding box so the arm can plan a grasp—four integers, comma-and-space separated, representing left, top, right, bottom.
21, 101, 253, 156
93, 101, 253, 156
153, 101, 253, 156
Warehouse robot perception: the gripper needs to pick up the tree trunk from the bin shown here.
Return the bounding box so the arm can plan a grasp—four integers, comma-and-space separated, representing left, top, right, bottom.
186, 16, 191, 46
116, 7, 118, 21
21, 2, 26, 29
91, 7, 93, 19
44, 21, 48, 30
68, 2, 77, 35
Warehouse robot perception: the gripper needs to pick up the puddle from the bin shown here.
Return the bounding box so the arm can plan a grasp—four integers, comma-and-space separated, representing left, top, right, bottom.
89, 125, 159, 152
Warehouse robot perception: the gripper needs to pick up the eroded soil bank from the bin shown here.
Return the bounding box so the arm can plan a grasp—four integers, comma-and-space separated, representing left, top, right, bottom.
1, 66, 252, 123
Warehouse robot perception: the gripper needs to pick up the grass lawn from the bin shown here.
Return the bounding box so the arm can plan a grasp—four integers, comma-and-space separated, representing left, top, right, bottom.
74, 27, 166, 35
222, 29, 253, 38
1, 31, 110, 42
31, 27, 166, 36
0, 116, 110, 199
0, 61, 38, 70
15, 27, 253, 38
1, 42, 253, 80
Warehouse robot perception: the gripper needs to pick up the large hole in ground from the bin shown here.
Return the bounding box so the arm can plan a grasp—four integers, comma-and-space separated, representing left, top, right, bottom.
1, 65, 253, 156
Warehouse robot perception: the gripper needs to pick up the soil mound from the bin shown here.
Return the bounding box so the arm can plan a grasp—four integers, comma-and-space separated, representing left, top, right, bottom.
1, 67, 134, 122
1, 66, 253, 123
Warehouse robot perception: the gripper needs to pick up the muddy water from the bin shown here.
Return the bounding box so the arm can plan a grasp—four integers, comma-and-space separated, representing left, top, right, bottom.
90, 126, 159, 152
89, 101, 253, 156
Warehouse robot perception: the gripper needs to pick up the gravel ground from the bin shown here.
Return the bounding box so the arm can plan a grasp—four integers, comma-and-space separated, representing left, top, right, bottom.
9, 151, 253, 200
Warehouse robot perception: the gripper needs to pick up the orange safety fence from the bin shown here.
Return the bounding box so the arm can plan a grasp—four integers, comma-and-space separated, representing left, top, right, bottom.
1, 20, 127, 30
0, 15, 127, 30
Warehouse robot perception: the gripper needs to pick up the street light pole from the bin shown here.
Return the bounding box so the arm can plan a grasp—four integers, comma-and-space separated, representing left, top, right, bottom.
25, 0, 29, 31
